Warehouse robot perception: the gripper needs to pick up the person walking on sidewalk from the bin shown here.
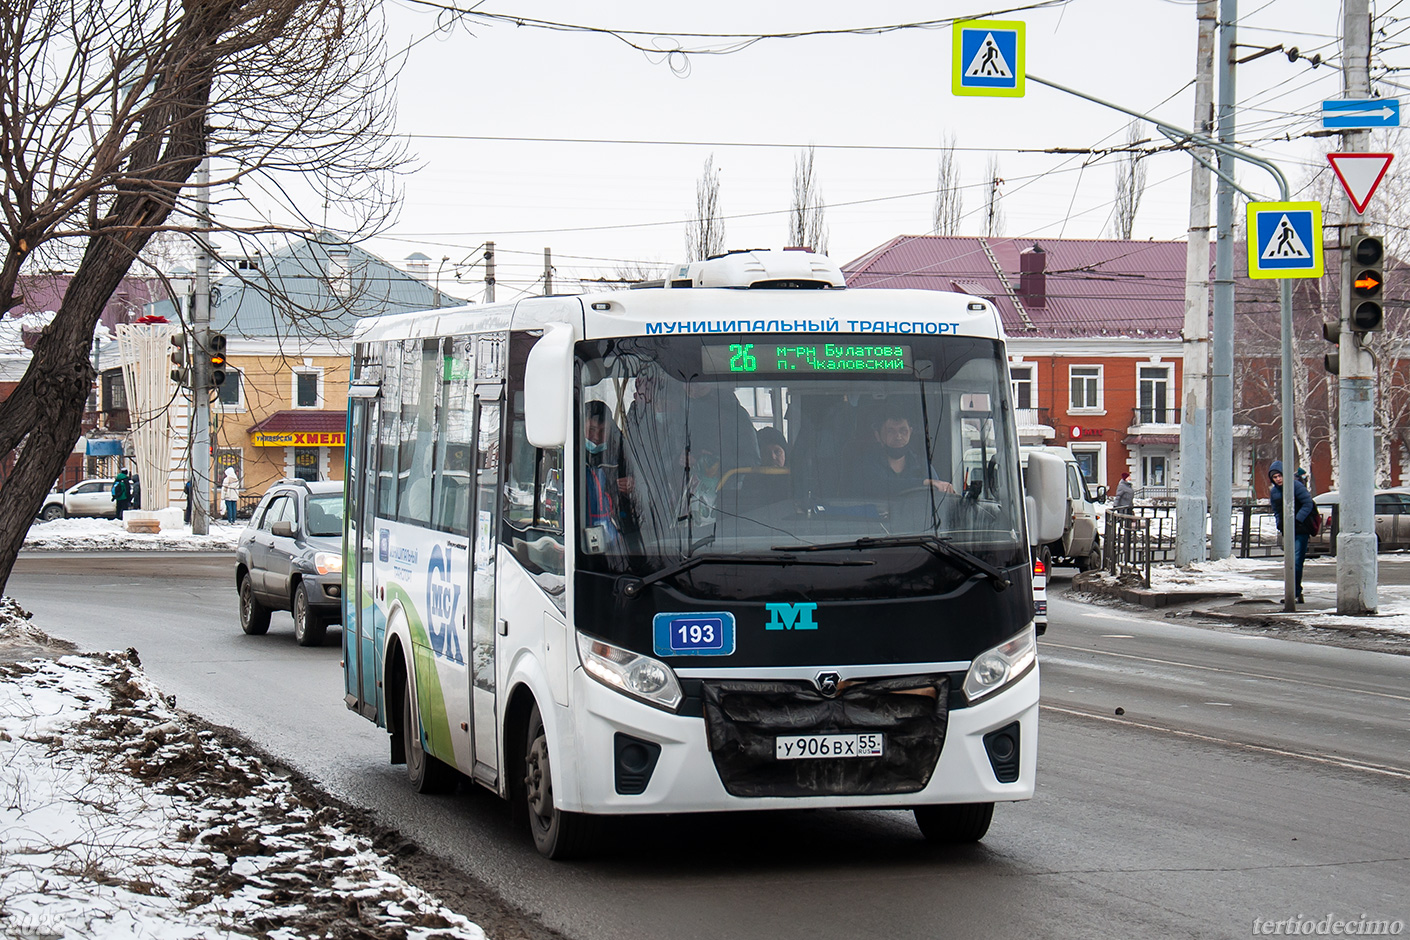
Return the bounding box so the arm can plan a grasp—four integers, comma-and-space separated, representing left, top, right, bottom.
220, 467, 241, 525
1112, 471, 1135, 512
1268, 459, 1316, 604
111, 469, 132, 520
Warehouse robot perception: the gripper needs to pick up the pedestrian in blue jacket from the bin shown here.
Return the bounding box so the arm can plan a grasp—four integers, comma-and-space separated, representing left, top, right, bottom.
1268, 459, 1316, 603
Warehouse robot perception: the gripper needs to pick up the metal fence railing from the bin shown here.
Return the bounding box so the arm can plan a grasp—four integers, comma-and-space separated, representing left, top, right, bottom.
1104, 510, 1153, 587
1104, 499, 1288, 576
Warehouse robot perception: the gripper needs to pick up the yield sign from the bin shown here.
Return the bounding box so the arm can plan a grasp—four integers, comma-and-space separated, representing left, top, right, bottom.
1326, 152, 1394, 214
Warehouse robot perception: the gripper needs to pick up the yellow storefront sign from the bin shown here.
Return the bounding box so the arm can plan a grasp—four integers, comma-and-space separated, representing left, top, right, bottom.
251, 431, 345, 447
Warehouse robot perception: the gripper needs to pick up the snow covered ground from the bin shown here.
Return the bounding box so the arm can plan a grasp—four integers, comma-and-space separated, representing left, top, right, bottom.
22, 517, 241, 552
1079, 553, 1410, 636
0, 599, 485, 940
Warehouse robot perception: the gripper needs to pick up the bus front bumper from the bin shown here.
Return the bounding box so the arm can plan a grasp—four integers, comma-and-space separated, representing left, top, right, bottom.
562, 664, 1038, 815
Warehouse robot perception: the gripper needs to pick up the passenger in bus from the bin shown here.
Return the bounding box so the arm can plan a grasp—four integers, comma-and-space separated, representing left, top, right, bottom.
681, 379, 760, 475
860, 409, 955, 498
757, 426, 787, 469
584, 401, 637, 552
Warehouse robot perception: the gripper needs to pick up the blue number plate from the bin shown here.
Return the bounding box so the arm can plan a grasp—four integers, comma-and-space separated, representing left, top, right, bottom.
653, 612, 735, 657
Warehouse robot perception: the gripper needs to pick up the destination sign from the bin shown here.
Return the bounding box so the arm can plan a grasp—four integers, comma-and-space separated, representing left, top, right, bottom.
701, 342, 914, 374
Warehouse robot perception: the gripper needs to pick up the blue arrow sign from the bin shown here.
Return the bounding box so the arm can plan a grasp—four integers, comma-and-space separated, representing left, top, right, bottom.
1322, 98, 1400, 129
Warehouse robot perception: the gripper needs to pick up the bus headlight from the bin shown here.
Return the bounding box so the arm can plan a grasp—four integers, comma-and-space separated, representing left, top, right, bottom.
576, 632, 683, 712
963, 625, 1037, 704
314, 552, 342, 575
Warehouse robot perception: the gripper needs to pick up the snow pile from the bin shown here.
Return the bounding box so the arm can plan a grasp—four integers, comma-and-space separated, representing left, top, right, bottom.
23, 517, 241, 552
1083, 554, 1410, 636
0, 600, 483, 940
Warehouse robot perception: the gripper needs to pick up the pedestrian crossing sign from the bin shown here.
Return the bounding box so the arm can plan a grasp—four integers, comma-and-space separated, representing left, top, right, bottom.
953, 20, 1025, 97
1247, 201, 1324, 279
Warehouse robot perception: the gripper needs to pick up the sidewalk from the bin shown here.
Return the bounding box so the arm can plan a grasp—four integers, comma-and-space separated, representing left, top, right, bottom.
1067, 555, 1410, 648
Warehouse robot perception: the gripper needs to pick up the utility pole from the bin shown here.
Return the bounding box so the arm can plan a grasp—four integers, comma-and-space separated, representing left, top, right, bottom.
484, 241, 496, 303
1176, 0, 1217, 565
543, 247, 553, 295
1209, 0, 1238, 559
1337, 0, 1378, 614
191, 155, 212, 536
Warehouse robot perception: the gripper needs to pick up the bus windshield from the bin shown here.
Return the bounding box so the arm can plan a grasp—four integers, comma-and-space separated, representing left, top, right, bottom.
576, 334, 1026, 584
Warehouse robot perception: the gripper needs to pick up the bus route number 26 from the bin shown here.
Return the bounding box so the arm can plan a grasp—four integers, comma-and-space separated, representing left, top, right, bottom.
729, 343, 758, 372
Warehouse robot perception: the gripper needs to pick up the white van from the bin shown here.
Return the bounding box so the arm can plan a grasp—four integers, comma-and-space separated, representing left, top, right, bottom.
1020, 445, 1106, 571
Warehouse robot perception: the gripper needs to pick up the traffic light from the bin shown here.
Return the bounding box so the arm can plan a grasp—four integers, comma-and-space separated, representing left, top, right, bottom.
1349, 234, 1384, 333
1322, 320, 1340, 375
169, 333, 189, 386
208, 333, 227, 387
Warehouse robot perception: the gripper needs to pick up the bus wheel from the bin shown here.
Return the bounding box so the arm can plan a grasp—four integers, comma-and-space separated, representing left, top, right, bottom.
913, 802, 994, 843
401, 674, 457, 794
523, 703, 597, 859
239, 574, 271, 636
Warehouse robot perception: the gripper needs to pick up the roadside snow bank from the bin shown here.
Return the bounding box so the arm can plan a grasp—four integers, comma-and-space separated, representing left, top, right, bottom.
22, 517, 240, 552
0, 599, 483, 940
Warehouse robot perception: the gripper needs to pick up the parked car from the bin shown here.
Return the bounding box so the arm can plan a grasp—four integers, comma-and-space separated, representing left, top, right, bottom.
1309, 488, 1410, 554
37, 478, 117, 521
235, 479, 345, 646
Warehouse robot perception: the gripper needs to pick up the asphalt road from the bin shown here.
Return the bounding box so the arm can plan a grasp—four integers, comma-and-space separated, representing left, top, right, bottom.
8, 551, 1410, 940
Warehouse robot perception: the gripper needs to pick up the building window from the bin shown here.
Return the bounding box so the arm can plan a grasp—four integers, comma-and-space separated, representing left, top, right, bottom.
1071, 446, 1101, 488
1010, 364, 1034, 409
1070, 365, 1102, 412
217, 369, 243, 408
102, 371, 127, 411
1138, 365, 1171, 424
1143, 455, 1168, 490
295, 371, 319, 408
293, 447, 320, 481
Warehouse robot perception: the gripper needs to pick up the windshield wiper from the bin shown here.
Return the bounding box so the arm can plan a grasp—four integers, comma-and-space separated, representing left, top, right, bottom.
772, 535, 1012, 592
618, 552, 873, 598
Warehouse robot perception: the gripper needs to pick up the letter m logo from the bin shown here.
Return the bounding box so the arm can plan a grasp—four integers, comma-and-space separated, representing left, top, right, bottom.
764, 602, 818, 631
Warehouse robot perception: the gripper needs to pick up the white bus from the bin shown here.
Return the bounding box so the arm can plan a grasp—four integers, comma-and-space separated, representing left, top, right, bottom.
342, 249, 1066, 858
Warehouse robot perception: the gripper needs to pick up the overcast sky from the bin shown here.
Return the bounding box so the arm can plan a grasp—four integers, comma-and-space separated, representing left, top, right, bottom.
247, 1, 1378, 299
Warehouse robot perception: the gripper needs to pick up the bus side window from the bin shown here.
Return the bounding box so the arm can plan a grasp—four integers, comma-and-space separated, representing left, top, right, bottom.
502, 332, 565, 577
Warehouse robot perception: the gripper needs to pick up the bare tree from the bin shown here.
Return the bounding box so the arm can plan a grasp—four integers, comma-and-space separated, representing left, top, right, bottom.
932, 132, 964, 236
686, 155, 726, 261
983, 155, 1005, 238
1110, 121, 1148, 239
0, 0, 404, 593
788, 145, 828, 254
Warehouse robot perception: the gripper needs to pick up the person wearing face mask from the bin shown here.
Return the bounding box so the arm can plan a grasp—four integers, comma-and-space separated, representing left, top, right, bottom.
583, 400, 637, 551
861, 407, 955, 499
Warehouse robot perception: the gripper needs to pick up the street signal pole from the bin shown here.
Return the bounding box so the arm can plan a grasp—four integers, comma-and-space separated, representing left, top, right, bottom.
1336, 0, 1378, 615
191, 155, 212, 536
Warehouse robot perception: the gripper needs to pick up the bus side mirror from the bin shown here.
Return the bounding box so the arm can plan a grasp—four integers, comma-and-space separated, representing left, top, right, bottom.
524, 323, 575, 448
1025, 451, 1067, 546
1094, 485, 1107, 503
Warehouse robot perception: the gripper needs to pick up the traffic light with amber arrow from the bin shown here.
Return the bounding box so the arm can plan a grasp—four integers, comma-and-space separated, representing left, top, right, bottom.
1349, 234, 1385, 334
208, 333, 228, 387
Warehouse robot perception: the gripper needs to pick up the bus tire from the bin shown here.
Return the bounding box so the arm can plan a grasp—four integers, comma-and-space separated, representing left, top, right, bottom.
913, 802, 994, 843
293, 589, 327, 647
523, 703, 598, 859
402, 672, 458, 795
239, 574, 271, 636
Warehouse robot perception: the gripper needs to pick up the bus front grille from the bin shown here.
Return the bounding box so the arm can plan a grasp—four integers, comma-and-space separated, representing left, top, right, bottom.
701, 675, 949, 798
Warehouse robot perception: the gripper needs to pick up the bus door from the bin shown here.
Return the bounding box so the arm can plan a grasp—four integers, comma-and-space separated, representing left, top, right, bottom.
471, 360, 505, 783
345, 391, 383, 722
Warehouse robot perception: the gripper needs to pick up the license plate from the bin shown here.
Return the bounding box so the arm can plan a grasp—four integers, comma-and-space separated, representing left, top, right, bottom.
775, 733, 885, 760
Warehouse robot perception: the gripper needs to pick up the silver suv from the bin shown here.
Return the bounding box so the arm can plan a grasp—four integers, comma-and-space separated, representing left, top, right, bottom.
235, 479, 345, 646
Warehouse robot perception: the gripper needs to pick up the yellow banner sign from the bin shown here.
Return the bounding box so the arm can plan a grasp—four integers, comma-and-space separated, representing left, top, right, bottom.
251, 431, 345, 447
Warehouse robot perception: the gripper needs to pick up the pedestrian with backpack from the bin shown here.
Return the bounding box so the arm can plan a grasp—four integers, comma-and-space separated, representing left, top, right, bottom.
111, 469, 132, 520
